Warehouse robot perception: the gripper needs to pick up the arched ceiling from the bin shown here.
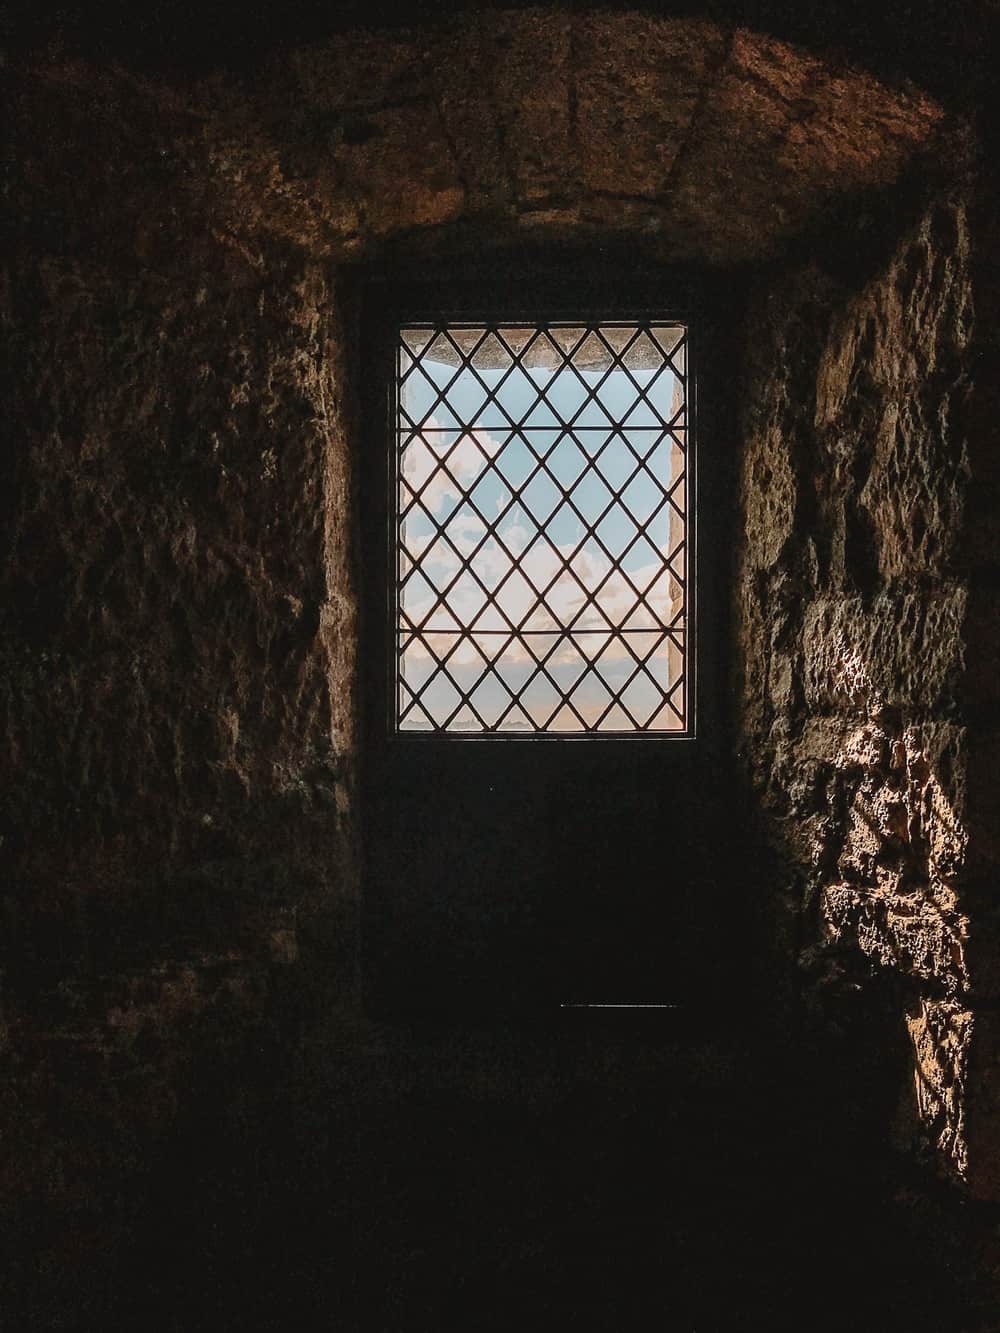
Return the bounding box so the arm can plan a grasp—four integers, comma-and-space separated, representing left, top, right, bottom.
220, 12, 951, 264
13, 10, 959, 268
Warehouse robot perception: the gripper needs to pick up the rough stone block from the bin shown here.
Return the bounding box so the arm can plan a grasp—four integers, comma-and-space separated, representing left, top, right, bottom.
332, 101, 464, 236
906, 994, 973, 1182
573, 15, 726, 199
858, 394, 968, 583
815, 198, 971, 423
778, 62, 943, 200
823, 882, 967, 992
741, 420, 801, 571
668, 48, 808, 263
176, 14, 951, 263
488, 11, 574, 208
733, 136, 984, 1202
666, 29, 940, 263
729, 28, 942, 224
802, 589, 966, 711
429, 22, 509, 215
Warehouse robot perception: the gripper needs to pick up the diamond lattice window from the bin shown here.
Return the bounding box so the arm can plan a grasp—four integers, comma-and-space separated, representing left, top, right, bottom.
395, 322, 689, 734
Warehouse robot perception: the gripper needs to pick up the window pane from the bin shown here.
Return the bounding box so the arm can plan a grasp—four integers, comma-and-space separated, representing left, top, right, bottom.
395, 322, 689, 734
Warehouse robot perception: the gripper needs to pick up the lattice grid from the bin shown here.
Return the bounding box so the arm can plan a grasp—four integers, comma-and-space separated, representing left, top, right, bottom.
395, 322, 688, 733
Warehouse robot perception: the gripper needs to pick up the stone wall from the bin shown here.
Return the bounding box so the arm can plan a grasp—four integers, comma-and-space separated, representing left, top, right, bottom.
3, 60, 358, 1325
1, 9, 982, 1317
736, 159, 1000, 1196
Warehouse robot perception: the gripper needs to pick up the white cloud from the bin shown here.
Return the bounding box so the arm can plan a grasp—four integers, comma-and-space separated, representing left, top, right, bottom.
401, 532, 683, 672
400, 416, 684, 682
402, 417, 501, 518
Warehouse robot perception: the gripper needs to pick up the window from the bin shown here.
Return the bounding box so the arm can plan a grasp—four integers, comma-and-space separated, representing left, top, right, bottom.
393, 321, 690, 735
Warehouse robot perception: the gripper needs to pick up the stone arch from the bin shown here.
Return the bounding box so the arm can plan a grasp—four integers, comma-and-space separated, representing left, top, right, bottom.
191, 13, 950, 263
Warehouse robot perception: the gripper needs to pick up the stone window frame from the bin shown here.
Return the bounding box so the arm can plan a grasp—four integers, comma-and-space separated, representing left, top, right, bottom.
358, 258, 738, 752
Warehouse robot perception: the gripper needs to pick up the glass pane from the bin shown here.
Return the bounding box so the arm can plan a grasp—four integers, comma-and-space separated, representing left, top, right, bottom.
396, 321, 689, 733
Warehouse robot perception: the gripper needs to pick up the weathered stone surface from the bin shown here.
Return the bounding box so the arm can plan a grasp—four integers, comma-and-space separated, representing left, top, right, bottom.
736, 176, 992, 1191
801, 590, 967, 711
740, 268, 834, 576
331, 100, 465, 235
151, 13, 950, 264
815, 198, 972, 418
806, 196, 974, 598
429, 21, 510, 215
752, 23, 945, 197
906, 995, 973, 1179
858, 394, 969, 582
574, 15, 727, 198
773, 711, 970, 993
490, 10, 575, 209
741, 421, 802, 572
4, 54, 360, 1304
3, 248, 354, 881
668, 39, 809, 262
824, 884, 967, 990
669, 30, 944, 262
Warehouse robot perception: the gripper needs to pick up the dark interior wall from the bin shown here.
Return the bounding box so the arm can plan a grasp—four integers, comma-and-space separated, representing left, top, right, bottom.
963, 161, 1000, 1206
4, 6, 994, 1321
3, 61, 358, 1323
734, 146, 1000, 1192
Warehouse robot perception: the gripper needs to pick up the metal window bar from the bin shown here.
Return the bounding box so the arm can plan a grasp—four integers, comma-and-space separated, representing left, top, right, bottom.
394, 321, 689, 734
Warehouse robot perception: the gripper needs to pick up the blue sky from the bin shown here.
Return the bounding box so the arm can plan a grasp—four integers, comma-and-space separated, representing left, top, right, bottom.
396, 327, 687, 732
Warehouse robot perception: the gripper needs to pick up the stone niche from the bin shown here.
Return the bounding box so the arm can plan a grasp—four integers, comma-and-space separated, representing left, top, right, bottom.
4, 4, 998, 1324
